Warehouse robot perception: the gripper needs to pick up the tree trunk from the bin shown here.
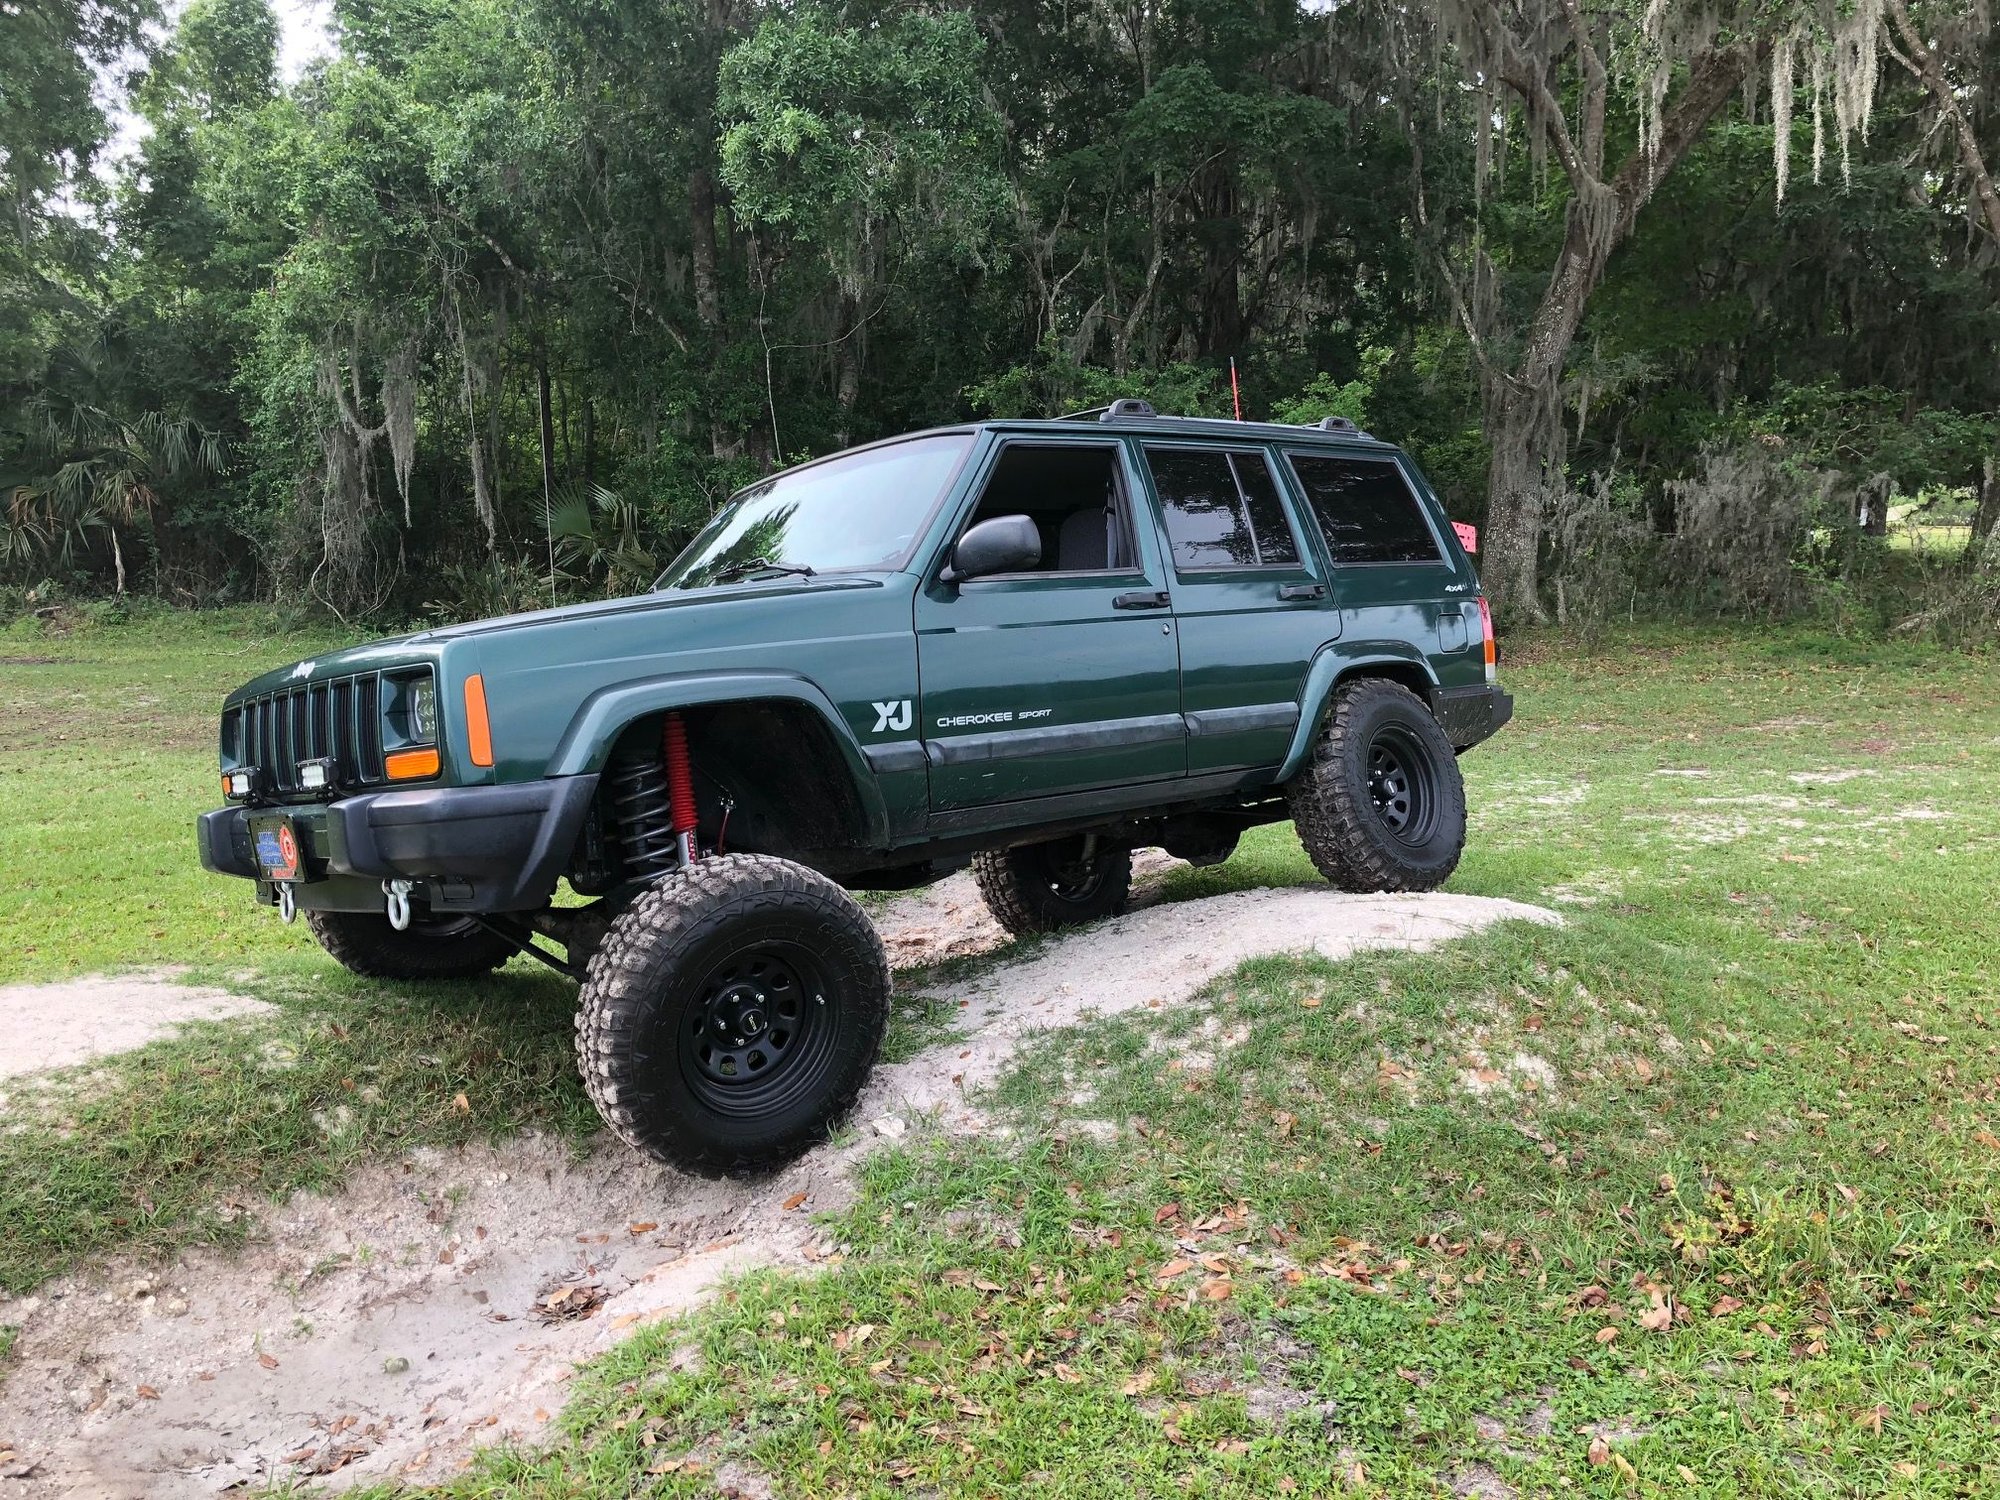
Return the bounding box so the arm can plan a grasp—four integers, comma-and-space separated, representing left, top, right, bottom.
536, 350, 557, 505
1477, 37, 1758, 623
1970, 457, 2000, 569
832, 290, 863, 449
1481, 383, 1555, 620
1196, 160, 1243, 360
690, 167, 722, 337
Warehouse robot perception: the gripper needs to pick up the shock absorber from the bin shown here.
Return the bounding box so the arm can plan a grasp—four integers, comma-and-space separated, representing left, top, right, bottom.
663, 711, 698, 867
607, 753, 678, 878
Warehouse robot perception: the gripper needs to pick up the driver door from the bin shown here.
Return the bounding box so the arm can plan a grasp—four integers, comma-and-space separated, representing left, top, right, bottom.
915, 439, 1185, 815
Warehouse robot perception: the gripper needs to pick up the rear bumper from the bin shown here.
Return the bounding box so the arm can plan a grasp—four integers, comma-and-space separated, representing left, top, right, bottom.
197, 776, 599, 913
1435, 683, 1514, 751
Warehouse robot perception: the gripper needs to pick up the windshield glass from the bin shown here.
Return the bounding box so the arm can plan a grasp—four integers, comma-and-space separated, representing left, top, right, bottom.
658, 433, 974, 589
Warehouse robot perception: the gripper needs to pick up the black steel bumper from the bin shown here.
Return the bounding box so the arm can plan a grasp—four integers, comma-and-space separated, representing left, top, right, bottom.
197, 776, 599, 914
1435, 684, 1514, 751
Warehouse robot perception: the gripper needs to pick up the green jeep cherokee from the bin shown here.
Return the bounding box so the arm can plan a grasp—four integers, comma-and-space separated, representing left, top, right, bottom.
198, 400, 1510, 1172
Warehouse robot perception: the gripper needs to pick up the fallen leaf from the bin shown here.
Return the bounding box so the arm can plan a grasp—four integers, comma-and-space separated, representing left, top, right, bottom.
1711, 1295, 1744, 1317
627, 1221, 658, 1235
258, 1352, 279, 1370
1155, 1258, 1193, 1281
1153, 1202, 1180, 1224
451, 1092, 470, 1114
1587, 1435, 1611, 1466
1972, 1128, 2000, 1151
1594, 1326, 1619, 1345
1639, 1302, 1673, 1333
781, 1192, 807, 1212
282, 1446, 318, 1465
136, 1385, 159, 1400
1200, 1278, 1233, 1301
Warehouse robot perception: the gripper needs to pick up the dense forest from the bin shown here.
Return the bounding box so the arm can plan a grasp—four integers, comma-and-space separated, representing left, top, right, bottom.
3, 0, 1997, 629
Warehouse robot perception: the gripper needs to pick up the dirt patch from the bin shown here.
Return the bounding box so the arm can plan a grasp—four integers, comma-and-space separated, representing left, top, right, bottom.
0, 973, 269, 1082
0, 880, 1557, 1495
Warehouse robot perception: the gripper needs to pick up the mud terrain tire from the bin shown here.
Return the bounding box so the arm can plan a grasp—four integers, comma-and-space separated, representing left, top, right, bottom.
306, 909, 515, 980
972, 836, 1133, 936
575, 855, 890, 1175
1287, 677, 1466, 892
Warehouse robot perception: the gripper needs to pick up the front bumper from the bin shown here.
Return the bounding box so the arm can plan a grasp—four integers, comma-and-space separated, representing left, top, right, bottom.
197, 776, 599, 914
1435, 683, 1514, 751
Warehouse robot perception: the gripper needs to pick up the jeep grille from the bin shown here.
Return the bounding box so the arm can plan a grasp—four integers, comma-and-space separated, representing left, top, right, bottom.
225, 674, 386, 794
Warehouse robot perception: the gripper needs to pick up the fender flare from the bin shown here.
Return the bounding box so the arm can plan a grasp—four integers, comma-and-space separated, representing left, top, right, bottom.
546, 670, 891, 847
1276, 644, 1442, 783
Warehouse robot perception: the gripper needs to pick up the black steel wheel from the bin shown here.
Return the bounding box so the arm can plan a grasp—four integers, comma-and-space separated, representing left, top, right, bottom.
576, 855, 889, 1174
306, 907, 515, 980
971, 834, 1133, 937
1286, 677, 1466, 892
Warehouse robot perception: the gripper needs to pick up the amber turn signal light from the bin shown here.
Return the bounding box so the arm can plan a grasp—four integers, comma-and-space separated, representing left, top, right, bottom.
385, 746, 441, 781
463, 673, 494, 767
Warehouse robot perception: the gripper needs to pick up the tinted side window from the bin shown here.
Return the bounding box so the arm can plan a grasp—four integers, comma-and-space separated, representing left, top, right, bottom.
1145, 448, 1301, 570
1287, 454, 1441, 564
1230, 453, 1300, 566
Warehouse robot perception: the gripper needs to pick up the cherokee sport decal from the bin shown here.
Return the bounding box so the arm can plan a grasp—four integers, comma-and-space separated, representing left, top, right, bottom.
870, 699, 913, 733
934, 707, 1054, 729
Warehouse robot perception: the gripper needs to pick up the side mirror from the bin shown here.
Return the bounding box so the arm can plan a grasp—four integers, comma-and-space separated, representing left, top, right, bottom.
942, 514, 1041, 582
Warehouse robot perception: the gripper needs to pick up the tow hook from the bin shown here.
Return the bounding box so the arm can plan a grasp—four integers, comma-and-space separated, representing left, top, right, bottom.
276, 883, 297, 924
382, 878, 414, 932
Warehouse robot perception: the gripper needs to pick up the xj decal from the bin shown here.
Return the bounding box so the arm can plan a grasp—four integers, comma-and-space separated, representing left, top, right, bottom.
870, 699, 913, 733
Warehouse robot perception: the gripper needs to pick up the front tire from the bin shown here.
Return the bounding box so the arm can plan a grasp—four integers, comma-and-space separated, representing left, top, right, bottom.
306, 908, 515, 980
575, 855, 890, 1175
1286, 678, 1467, 892
972, 835, 1133, 937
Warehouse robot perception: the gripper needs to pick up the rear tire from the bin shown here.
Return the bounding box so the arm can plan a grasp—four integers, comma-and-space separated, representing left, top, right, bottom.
972, 835, 1133, 937
1286, 677, 1467, 892
306, 908, 514, 980
575, 855, 890, 1175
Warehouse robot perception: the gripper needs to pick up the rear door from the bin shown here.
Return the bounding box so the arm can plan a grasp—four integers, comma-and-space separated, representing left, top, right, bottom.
1135, 443, 1335, 775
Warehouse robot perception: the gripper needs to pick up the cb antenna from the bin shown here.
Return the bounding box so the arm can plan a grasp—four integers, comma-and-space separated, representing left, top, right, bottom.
1229, 357, 1243, 421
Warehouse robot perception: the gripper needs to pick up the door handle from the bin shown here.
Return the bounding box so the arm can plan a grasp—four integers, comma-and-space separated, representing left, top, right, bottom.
1113, 589, 1172, 610
1277, 582, 1326, 601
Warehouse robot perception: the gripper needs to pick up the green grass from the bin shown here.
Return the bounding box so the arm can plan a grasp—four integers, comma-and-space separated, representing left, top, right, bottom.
405, 625, 2000, 1497
6, 610, 2000, 1494
0, 605, 360, 983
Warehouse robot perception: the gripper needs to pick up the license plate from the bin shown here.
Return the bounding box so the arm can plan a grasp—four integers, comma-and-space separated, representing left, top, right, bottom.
251, 817, 304, 883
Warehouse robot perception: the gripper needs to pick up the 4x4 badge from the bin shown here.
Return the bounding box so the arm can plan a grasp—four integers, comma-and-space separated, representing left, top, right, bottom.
870, 699, 912, 733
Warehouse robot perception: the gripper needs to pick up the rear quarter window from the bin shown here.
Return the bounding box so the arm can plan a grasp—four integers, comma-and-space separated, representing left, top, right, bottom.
1286, 452, 1441, 565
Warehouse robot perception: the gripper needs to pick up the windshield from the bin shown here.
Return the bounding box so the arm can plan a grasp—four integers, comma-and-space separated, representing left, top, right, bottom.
658, 432, 974, 590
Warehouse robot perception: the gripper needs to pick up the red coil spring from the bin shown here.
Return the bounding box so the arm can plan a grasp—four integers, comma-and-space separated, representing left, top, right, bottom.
663, 712, 697, 836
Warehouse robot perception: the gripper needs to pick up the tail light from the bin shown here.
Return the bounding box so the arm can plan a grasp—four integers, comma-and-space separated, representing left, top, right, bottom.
1478, 596, 1497, 684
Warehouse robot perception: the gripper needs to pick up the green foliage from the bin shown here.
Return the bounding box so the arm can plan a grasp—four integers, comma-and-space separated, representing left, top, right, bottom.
0, 0, 1995, 622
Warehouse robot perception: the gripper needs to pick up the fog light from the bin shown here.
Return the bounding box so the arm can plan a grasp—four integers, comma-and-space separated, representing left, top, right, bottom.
298, 757, 336, 792
224, 769, 257, 800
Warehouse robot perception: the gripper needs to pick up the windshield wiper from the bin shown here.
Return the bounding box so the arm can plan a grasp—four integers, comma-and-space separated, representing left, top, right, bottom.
708, 557, 817, 584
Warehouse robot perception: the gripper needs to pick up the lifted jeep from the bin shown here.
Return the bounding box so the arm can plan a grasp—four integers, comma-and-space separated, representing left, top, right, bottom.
199, 400, 1510, 1173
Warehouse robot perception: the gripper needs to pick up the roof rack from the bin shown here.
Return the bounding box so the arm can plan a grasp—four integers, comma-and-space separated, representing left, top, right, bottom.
1313, 415, 1375, 440
1098, 398, 1158, 423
